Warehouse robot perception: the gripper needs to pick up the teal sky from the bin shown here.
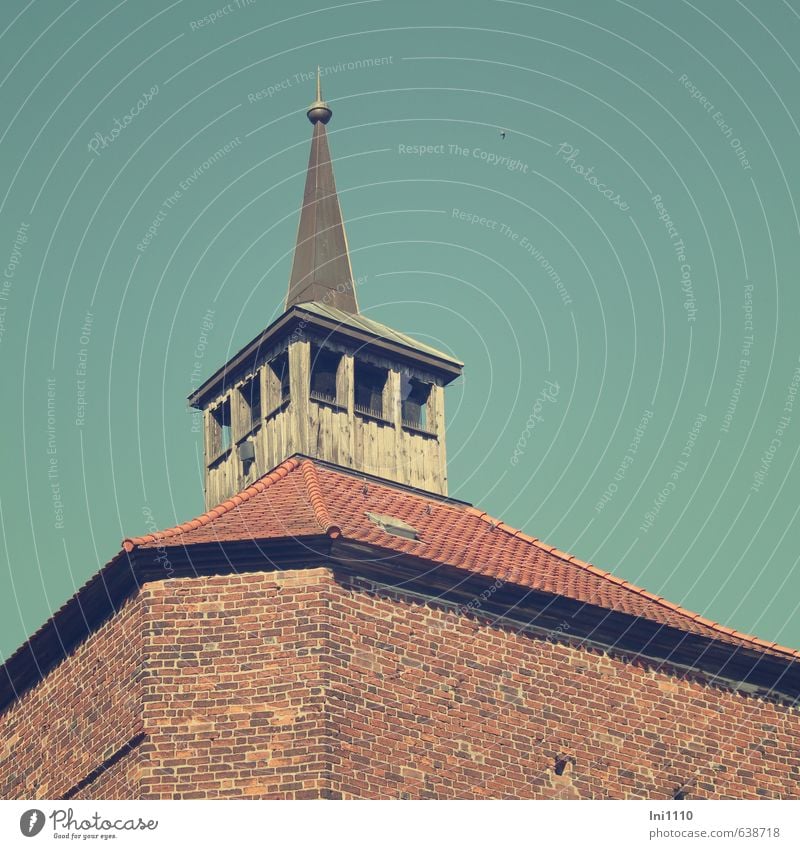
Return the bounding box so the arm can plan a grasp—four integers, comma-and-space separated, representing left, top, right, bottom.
1, 0, 800, 660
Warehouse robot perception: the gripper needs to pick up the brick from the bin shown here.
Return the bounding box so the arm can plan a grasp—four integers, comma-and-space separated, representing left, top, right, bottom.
1, 569, 799, 800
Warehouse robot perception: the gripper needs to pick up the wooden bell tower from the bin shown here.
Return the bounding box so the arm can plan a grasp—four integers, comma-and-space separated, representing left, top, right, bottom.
188, 73, 463, 508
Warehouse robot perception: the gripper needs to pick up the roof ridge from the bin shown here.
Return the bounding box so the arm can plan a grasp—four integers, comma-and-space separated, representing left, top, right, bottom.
122, 456, 303, 552
464, 506, 800, 661
118, 459, 798, 662
300, 459, 341, 538
296, 302, 464, 368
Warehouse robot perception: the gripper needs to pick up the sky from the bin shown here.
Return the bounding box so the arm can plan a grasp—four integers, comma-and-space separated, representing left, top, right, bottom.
1, 0, 799, 660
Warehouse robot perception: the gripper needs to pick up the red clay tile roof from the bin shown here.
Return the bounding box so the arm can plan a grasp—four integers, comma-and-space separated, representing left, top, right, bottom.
122, 457, 800, 663
122, 458, 334, 550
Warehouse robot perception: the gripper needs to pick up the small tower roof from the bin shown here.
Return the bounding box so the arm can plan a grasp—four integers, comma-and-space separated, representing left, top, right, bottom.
286, 69, 358, 313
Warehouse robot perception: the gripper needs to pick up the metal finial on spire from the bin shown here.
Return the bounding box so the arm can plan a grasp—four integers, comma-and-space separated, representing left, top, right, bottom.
307, 66, 332, 124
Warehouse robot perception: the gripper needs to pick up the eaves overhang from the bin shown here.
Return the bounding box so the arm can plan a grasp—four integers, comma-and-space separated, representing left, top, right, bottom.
187, 305, 463, 410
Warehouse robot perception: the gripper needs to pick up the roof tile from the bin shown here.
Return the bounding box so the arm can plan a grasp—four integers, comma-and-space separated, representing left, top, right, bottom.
123, 457, 798, 662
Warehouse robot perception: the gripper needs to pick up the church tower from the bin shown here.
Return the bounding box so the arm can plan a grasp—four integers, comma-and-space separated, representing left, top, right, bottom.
189, 75, 463, 507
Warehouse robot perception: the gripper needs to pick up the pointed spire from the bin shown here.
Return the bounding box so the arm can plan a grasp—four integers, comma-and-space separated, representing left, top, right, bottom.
286, 71, 357, 313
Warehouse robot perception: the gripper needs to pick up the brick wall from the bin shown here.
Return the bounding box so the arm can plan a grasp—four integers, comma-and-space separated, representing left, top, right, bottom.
2, 565, 799, 799
0, 594, 145, 799
327, 575, 800, 799
71, 740, 145, 800
138, 570, 336, 799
